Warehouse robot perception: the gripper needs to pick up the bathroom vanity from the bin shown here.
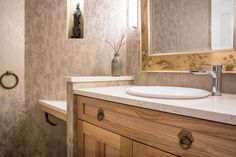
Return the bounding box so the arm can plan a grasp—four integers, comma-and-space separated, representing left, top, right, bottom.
74, 86, 236, 157
37, 76, 236, 157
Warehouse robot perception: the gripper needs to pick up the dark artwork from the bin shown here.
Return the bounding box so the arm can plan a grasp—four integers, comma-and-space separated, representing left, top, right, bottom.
71, 3, 82, 38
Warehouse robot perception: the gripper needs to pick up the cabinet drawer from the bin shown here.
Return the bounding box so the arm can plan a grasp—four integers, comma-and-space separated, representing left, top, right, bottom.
77, 96, 236, 157
133, 141, 177, 157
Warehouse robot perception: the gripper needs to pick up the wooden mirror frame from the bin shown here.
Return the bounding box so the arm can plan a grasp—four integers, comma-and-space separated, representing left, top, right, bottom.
140, 0, 236, 73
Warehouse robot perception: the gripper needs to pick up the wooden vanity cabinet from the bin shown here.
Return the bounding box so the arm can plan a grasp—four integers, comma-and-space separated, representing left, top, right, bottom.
77, 96, 236, 157
77, 120, 174, 157
77, 120, 132, 157
133, 142, 177, 157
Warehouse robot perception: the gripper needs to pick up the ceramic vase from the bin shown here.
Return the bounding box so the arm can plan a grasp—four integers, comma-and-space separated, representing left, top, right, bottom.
111, 54, 122, 76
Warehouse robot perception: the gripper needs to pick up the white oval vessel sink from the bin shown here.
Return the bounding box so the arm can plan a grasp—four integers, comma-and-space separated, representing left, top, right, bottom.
127, 86, 211, 99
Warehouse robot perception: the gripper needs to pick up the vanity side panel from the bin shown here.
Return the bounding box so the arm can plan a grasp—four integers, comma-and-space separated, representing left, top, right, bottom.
68, 79, 134, 157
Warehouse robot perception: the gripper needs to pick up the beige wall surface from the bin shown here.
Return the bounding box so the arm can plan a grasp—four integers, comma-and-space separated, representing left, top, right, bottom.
25, 0, 127, 156
150, 0, 211, 54
0, 0, 25, 156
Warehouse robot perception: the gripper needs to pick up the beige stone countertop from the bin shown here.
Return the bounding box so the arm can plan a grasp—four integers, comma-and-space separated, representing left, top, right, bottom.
74, 86, 236, 126
65, 76, 134, 83
39, 100, 67, 114
39, 100, 67, 121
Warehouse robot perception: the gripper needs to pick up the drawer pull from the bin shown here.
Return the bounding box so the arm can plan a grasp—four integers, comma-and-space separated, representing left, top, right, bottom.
178, 130, 194, 150
97, 109, 105, 121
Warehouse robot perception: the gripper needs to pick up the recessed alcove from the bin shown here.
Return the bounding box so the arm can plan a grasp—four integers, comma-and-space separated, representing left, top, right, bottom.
67, 0, 84, 39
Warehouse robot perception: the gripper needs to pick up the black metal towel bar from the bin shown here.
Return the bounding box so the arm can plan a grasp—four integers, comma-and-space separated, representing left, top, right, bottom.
45, 113, 57, 126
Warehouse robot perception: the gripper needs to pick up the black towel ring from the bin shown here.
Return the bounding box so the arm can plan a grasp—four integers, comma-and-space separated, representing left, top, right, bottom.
0, 71, 19, 89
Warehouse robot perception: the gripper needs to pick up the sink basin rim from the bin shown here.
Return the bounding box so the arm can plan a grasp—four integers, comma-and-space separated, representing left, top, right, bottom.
126, 86, 211, 99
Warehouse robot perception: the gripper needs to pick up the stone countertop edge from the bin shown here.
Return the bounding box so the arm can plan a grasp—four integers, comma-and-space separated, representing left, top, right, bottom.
73, 86, 236, 126
39, 100, 67, 115
64, 76, 135, 83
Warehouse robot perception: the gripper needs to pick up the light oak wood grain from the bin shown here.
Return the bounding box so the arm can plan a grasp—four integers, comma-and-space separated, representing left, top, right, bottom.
77, 120, 132, 157
68, 81, 134, 157
77, 96, 236, 157
133, 141, 177, 157
39, 104, 66, 121
83, 121, 121, 150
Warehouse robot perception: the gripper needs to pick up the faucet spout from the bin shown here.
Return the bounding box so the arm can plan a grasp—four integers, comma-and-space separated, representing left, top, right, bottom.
191, 71, 216, 79
190, 64, 222, 96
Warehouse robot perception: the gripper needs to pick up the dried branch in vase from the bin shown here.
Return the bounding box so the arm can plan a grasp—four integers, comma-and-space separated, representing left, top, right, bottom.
104, 29, 127, 56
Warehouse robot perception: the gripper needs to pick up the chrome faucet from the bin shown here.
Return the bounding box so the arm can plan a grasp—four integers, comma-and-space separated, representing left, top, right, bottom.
191, 64, 222, 96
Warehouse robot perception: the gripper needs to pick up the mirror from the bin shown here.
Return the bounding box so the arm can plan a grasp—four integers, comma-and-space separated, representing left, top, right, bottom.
145, 0, 235, 55
141, 0, 236, 73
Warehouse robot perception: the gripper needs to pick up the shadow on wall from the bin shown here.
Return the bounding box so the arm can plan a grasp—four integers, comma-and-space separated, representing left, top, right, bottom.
24, 106, 67, 157
0, 97, 26, 157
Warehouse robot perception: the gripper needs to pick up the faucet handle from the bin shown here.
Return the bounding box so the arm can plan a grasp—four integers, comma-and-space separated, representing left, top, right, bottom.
201, 64, 222, 71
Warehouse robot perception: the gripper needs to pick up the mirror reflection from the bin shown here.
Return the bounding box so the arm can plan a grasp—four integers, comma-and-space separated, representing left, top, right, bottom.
148, 0, 235, 55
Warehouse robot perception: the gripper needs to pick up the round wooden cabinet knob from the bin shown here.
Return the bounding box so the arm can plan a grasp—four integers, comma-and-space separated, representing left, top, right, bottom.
178, 130, 194, 150
97, 109, 105, 121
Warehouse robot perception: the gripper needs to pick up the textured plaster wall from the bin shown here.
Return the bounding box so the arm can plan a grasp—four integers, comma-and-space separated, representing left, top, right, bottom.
25, 0, 127, 156
150, 0, 211, 53
0, 0, 25, 156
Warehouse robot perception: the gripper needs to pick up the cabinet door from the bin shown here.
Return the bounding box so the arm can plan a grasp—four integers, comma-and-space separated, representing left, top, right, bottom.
77, 120, 132, 157
133, 141, 177, 157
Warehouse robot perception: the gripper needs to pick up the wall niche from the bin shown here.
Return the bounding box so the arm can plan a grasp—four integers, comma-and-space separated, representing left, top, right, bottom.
67, 0, 84, 39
